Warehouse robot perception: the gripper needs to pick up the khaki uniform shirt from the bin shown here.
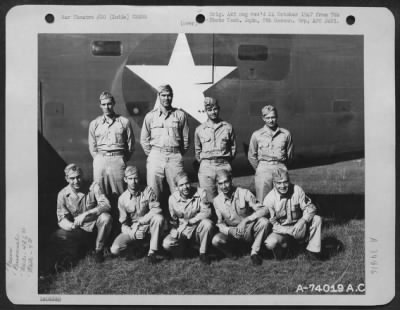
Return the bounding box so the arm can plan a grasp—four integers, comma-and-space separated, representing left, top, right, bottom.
140, 107, 189, 155
213, 187, 266, 235
194, 120, 236, 162
263, 184, 316, 231
57, 183, 111, 232
248, 126, 293, 170
118, 186, 162, 228
88, 114, 134, 159
168, 188, 211, 239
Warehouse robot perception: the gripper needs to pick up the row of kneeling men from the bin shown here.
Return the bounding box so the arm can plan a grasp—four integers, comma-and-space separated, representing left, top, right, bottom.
42, 163, 322, 274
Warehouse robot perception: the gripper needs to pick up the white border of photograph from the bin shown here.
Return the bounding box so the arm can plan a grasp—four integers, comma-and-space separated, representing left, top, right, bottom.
5, 5, 395, 305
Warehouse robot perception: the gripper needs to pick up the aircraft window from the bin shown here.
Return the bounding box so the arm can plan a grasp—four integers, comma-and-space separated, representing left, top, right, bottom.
125, 102, 150, 116
91, 41, 122, 56
238, 45, 268, 61
333, 100, 352, 112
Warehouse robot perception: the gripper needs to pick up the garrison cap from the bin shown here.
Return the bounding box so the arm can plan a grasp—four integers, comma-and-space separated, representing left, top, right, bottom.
174, 171, 189, 185
216, 169, 232, 181
272, 167, 289, 182
157, 84, 173, 94
204, 97, 219, 109
99, 91, 115, 102
64, 163, 83, 177
261, 105, 277, 116
125, 166, 140, 177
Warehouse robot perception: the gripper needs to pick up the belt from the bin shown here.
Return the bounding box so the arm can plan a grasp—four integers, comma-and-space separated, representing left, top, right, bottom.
259, 160, 284, 165
152, 146, 181, 153
202, 158, 229, 164
99, 151, 124, 156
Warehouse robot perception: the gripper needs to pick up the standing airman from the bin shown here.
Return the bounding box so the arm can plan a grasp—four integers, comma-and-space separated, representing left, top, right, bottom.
140, 84, 189, 208
248, 105, 293, 203
194, 97, 236, 203
88, 91, 134, 206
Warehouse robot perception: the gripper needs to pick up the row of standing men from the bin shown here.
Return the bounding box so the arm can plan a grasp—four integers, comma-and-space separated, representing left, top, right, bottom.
43, 84, 321, 273
89, 84, 293, 208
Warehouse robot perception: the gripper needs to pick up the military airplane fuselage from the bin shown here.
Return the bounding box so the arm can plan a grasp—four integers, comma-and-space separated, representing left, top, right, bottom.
38, 33, 364, 181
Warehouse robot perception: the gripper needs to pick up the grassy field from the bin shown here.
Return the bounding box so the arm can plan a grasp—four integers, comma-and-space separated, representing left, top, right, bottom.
39, 159, 365, 295
39, 218, 364, 295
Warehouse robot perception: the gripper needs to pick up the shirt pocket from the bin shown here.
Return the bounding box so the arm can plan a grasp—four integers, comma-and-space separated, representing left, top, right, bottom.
220, 134, 230, 151
150, 120, 164, 139
168, 120, 181, 141
258, 139, 271, 155
114, 123, 125, 144
200, 134, 212, 152
235, 199, 251, 217
290, 203, 302, 220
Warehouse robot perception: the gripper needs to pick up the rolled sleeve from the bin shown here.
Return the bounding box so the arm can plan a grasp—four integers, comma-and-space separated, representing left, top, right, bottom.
214, 203, 229, 235
125, 120, 135, 161
88, 121, 98, 158
118, 198, 128, 225
56, 191, 71, 223
181, 113, 190, 154
247, 133, 259, 170
286, 133, 294, 165
140, 189, 162, 224
297, 188, 316, 223
230, 127, 237, 160
194, 128, 202, 162
168, 196, 179, 228
140, 114, 152, 156
190, 190, 211, 224
245, 190, 267, 221
91, 183, 111, 215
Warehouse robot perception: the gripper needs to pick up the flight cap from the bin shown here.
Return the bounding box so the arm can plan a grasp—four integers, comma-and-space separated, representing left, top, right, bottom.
125, 166, 140, 177
157, 84, 173, 94
204, 97, 219, 109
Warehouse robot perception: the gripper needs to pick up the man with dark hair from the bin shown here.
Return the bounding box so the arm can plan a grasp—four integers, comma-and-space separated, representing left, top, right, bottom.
194, 97, 236, 203
248, 105, 293, 203
263, 168, 322, 260
51, 164, 112, 267
211, 170, 270, 265
88, 91, 134, 205
162, 172, 214, 264
110, 166, 164, 264
140, 85, 189, 210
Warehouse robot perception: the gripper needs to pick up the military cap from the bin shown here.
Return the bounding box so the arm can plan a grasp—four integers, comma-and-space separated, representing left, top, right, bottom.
64, 163, 83, 177
99, 91, 115, 102
125, 166, 140, 177
261, 105, 277, 116
204, 97, 219, 109
157, 84, 173, 94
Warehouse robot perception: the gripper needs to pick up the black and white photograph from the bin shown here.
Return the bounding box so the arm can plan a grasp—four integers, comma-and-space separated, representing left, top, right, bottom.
5, 5, 395, 305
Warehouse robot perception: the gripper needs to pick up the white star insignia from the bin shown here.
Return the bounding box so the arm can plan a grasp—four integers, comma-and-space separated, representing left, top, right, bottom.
126, 33, 237, 123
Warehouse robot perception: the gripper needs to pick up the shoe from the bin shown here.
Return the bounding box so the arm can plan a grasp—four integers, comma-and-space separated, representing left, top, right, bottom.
250, 254, 262, 266
147, 253, 157, 264
306, 250, 322, 261
199, 253, 211, 265
94, 250, 105, 263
